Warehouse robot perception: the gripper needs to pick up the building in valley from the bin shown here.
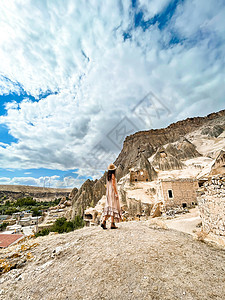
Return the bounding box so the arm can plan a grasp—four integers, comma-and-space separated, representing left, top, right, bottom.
0, 234, 24, 248
160, 178, 199, 209
129, 153, 158, 183
130, 168, 150, 182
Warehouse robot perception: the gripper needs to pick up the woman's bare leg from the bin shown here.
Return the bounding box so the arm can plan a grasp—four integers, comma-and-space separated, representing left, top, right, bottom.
110, 216, 118, 228
103, 215, 109, 222
101, 215, 108, 229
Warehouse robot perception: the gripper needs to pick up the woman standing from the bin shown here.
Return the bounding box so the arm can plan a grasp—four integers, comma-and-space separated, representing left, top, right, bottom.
101, 163, 122, 229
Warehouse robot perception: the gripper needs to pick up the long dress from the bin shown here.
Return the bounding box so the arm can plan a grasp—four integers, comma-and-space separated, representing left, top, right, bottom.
102, 175, 122, 222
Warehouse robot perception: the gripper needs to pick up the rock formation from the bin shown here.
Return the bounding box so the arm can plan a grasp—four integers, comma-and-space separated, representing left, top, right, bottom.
201, 124, 224, 138
71, 177, 106, 218
132, 152, 157, 180
69, 187, 78, 199
71, 109, 225, 218
114, 110, 225, 179
210, 150, 225, 175
151, 147, 185, 171
166, 138, 202, 160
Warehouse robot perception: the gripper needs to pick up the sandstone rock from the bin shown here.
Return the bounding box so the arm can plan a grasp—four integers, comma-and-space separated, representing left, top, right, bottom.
52, 246, 63, 256
166, 138, 202, 160
131, 152, 157, 180
71, 177, 106, 218
201, 125, 224, 138
151, 147, 184, 171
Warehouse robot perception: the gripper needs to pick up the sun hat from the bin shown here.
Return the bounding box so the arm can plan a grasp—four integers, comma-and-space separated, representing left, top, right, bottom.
107, 163, 117, 171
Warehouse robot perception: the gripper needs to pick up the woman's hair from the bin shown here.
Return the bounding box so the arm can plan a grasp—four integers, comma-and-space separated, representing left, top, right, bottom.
107, 169, 116, 181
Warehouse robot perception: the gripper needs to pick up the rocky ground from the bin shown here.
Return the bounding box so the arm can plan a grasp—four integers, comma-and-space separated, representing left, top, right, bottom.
1, 218, 225, 300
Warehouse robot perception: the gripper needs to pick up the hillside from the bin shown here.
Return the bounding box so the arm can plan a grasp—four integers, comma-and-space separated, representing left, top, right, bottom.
1, 221, 225, 299
0, 185, 71, 193
0, 185, 71, 202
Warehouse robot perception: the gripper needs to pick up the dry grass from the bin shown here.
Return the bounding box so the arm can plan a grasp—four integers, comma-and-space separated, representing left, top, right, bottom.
147, 218, 168, 230
195, 229, 208, 242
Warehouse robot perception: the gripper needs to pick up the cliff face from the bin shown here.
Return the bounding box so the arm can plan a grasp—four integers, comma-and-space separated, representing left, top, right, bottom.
71, 178, 106, 218
71, 109, 225, 217
115, 110, 225, 179
151, 147, 185, 171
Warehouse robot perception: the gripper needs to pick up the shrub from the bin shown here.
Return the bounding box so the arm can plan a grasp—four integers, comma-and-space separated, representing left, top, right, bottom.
4, 207, 19, 215
0, 222, 9, 231
35, 228, 50, 237
35, 215, 85, 237
5, 200, 10, 207
14, 197, 37, 207
73, 215, 85, 229
51, 217, 66, 233
32, 207, 42, 217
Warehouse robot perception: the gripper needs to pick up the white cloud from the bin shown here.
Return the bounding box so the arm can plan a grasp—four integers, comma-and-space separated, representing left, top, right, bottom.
0, 0, 224, 182
0, 177, 11, 183
139, 0, 171, 20
171, 0, 225, 39
0, 174, 80, 189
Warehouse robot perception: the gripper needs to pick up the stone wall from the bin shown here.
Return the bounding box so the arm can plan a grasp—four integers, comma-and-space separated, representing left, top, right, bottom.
160, 179, 198, 209
198, 175, 225, 236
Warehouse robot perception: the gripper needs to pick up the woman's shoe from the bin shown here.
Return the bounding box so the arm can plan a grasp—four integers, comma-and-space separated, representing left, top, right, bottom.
111, 222, 118, 229
101, 220, 107, 230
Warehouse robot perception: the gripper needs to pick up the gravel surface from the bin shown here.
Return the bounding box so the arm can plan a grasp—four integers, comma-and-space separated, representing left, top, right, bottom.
1, 221, 225, 300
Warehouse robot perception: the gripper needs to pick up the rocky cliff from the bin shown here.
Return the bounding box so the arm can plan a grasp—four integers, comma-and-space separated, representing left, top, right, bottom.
71, 178, 106, 218
71, 109, 225, 217
115, 110, 225, 179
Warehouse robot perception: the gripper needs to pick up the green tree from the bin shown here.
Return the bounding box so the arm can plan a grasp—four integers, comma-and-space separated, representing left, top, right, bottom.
0, 222, 9, 231
73, 215, 85, 229
15, 197, 37, 207
32, 207, 42, 217
5, 200, 10, 206
35, 228, 50, 237
5, 207, 19, 215
34, 215, 85, 238
51, 217, 67, 233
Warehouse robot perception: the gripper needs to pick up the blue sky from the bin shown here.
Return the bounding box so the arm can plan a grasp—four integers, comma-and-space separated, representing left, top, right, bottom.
0, 0, 224, 188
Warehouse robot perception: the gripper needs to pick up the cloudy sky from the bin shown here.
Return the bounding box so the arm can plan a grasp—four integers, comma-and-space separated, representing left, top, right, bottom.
0, 0, 224, 188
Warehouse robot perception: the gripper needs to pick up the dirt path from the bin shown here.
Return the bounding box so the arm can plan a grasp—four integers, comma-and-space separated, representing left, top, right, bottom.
1, 221, 225, 300
164, 208, 202, 235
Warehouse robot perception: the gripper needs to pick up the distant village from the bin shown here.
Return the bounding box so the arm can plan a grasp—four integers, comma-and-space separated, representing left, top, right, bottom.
0, 196, 72, 248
